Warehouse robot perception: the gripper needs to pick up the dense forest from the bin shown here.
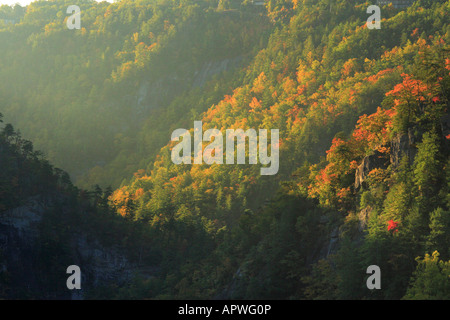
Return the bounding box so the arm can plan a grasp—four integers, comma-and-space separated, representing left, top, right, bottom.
0, 0, 449, 300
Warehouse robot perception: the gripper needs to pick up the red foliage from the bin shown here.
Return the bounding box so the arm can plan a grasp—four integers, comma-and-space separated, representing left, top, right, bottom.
387, 219, 399, 233
386, 73, 430, 102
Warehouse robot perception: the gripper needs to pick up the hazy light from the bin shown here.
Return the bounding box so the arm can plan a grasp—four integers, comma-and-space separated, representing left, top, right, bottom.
0, 0, 114, 7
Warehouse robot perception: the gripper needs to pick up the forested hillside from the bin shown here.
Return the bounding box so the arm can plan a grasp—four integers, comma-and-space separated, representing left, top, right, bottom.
0, 0, 269, 188
1, 0, 449, 300
0, 113, 161, 299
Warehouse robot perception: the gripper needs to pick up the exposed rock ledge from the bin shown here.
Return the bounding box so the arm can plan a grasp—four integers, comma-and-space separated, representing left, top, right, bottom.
355, 127, 422, 190
0, 197, 149, 299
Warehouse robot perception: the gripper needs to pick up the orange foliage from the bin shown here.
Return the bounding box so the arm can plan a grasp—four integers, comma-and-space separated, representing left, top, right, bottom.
352, 107, 396, 152
249, 97, 262, 111
341, 59, 356, 78
364, 68, 397, 83
252, 72, 267, 95
134, 188, 144, 199
386, 73, 429, 102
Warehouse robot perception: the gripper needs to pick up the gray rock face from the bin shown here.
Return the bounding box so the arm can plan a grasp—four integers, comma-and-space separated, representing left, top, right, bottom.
134, 57, 243, 115
0, 198, 48, 298
68, 234, 136, 299
390, 128, 418, 169
192, 57, 242, 88
354, 151, 389, 190
358, 206, 373, 233
354, 125, 425, 190
0, 197, 139, 299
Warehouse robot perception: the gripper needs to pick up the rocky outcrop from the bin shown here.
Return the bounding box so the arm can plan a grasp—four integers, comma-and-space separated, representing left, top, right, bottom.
134, 57, 243, 115
0, 197, 144, 299
358, 206, 372, 232
192, 57, 242, 88
0, 198, 44, 298
354, 126, 425, 190
390, 128, 419, 169
326, 227, 340, 257
354, 150, 389, 189
68, 234, 136, 300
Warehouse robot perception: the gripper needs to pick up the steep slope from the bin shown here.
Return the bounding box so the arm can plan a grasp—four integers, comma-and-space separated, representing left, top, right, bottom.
1, 0, 449, 300
0, 114, 158, 299
0, 0, 270, 189
107, 0, 449, 299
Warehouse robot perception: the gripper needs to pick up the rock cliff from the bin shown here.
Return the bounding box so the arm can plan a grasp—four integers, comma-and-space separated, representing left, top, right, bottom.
0, 196, 138, 299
